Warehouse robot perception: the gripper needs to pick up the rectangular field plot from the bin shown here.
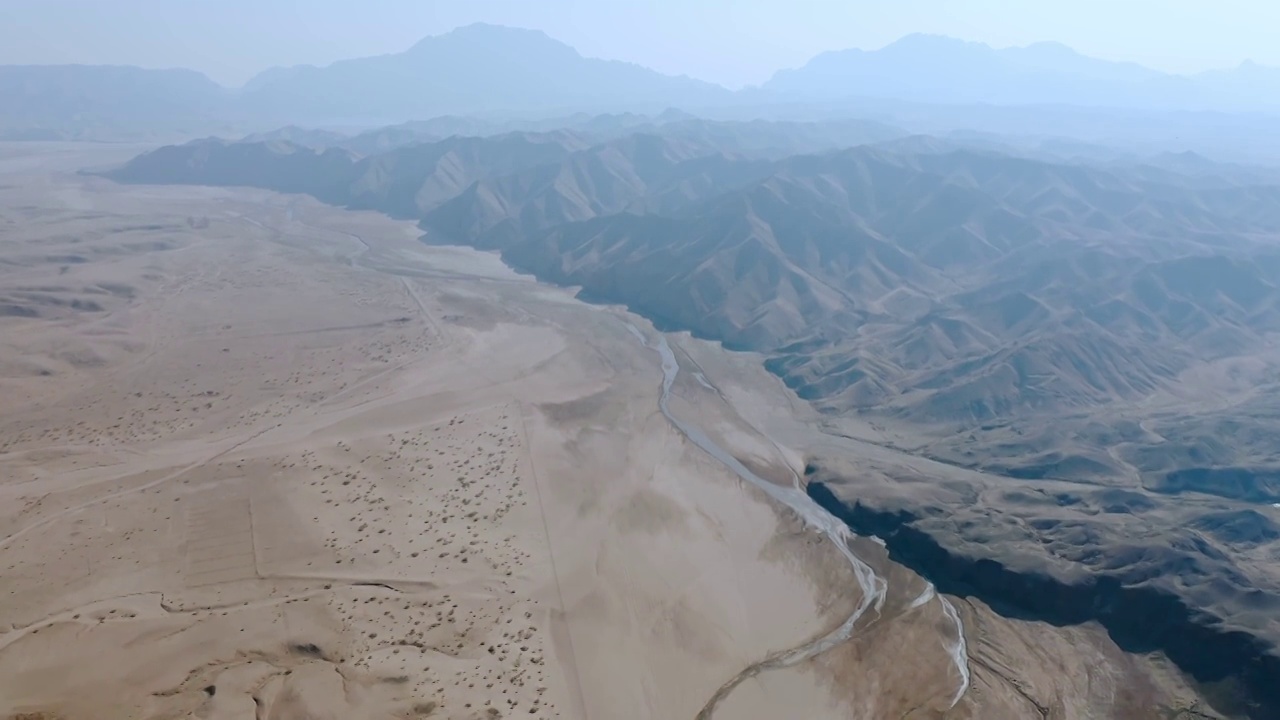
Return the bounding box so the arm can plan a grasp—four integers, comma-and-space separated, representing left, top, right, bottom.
182, 486, 257, 587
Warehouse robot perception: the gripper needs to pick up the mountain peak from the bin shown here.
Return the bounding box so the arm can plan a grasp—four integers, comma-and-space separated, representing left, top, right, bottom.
408, 23, 568, 55
444, 22, 550, 39
1233, 58, 1280, 73
233, 22, 726, 121
765, 32, 1176, 103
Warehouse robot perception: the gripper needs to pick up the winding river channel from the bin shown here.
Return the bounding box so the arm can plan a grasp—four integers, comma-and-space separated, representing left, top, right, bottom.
626, 324, 970, 717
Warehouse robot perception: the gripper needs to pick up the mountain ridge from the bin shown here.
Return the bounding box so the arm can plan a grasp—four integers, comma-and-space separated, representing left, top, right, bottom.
762, 32, 1280, 110
4, 24, 1280, 140
237, 22, 733, 122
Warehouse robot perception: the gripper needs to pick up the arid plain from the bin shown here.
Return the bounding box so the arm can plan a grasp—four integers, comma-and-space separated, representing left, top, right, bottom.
0, 144, 1222, 719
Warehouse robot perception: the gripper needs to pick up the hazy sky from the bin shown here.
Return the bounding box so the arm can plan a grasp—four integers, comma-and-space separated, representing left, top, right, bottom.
3, 0, 1278, 87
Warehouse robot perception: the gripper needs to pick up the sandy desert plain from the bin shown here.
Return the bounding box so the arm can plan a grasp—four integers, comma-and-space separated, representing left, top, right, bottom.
0, 143, 1224, 720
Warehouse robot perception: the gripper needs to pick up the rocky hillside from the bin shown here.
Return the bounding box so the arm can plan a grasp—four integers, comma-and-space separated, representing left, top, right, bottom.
106, 121, 1280, 717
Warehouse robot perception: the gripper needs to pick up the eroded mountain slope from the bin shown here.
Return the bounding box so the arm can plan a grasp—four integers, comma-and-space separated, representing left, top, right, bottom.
106, 125, 1280, 717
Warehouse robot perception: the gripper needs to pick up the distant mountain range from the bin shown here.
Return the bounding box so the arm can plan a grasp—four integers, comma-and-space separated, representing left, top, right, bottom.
761, 33, 1280, 110
3, 24, 1279, 141
0, 64, 235, 140
236, 23, 730, 123
105, 121, 1280, 443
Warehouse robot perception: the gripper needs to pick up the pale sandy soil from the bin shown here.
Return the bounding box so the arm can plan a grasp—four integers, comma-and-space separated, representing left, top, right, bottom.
0, 144, 855, 720
0, 144, 1217, 720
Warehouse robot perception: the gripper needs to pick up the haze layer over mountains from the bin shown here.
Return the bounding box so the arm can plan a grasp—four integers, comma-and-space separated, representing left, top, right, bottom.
4, 23, 1280, 158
